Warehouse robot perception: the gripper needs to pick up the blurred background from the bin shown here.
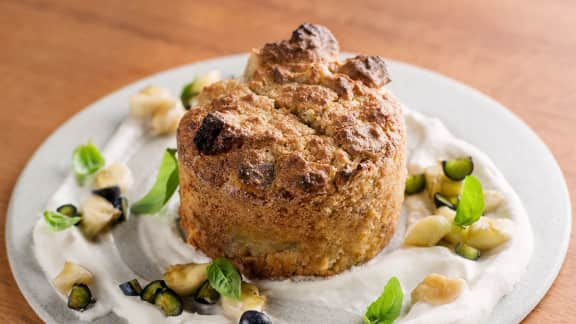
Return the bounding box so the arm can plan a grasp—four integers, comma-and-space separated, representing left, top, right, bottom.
1, 0, 574, 323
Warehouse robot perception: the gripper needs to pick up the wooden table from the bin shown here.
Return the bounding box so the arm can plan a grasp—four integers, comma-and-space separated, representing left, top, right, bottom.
1, 0, 574, 322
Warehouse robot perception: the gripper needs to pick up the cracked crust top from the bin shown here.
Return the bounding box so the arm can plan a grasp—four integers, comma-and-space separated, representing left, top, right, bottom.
179, 24, 404, 199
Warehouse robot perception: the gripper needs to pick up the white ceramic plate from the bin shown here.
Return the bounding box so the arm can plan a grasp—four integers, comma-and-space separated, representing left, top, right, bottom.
6, 54, 571, 324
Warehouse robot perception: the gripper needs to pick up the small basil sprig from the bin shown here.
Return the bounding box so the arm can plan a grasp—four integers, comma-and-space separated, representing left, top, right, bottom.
131, 148, 179, 214
72, 141, 105, 184
207, 258, 241, 300
363, 277, 403, 324
454, 175, 485, 227
43, 211, 81, 231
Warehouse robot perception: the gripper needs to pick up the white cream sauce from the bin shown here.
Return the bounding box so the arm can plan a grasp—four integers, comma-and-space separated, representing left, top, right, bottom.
33, 110, 533, 324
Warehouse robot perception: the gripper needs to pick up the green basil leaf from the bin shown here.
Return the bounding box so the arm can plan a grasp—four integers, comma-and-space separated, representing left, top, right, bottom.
131, 148, 179, 214
363, 277, 403, 324
180, 81, 199, 110
207, 258, 241, 300
454, 175, 485, 227
43, 210, 82, 231
72, 141, 105, 184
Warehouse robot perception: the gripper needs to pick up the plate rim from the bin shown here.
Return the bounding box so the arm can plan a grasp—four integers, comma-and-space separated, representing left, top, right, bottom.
5, 53, 572, 324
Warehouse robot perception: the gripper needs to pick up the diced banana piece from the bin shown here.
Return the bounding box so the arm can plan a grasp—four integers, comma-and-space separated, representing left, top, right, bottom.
441, 179, 463, 198
444, 224, 469, 245
191, 70, 221, 94
404, 215, 451, 247
435, 206, 456, 219
52, 262, 94, 295
433, 207, 468, 244
221, 282, 266, 321
466, 217, 512, 250
244, 53, 260, 79
484, 190, 505, 213
80, 195, 121, 240
94, 162, 134, 193
152, 106, 185, 135
129, 86, 176, 119
424, 164, 443, 199
425, 164, 462, 199
163, 263, 209, 296
411, 273, 465, 305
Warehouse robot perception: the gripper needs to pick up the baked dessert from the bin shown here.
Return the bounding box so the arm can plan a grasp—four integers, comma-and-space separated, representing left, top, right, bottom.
177, 24, 406, 278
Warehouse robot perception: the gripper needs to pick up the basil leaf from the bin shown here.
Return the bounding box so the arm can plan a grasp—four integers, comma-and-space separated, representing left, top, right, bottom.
207, 258, 241, 300
454, 175, 485, 227
72, 141, 105, 184
363, 277, 403, 324
131, 148, 179, 214
180, 81, 199, 110
43, 210, 81, 231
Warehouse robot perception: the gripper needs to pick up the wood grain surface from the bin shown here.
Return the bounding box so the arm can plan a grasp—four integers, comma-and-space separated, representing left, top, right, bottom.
0, 0, 574, 322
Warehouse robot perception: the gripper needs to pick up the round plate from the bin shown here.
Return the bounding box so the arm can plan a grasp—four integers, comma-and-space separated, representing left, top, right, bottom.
6, 54, 571, 324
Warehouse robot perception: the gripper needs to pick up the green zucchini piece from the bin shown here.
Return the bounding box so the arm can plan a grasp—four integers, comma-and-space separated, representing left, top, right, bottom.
119, 279, 142, 296
140, 280, 166, 304
455, 242, 481, 260
154, 287, 183, 316
442, 157, 474, 181
116, 197, 129, 224
434, 193, 457, 210
67, 284, 94, 311
405, 174, 426, 195
240, 310, 273, 324
93, 186, 122, 207
194, 280, 220, 305
56, 204, 79, 217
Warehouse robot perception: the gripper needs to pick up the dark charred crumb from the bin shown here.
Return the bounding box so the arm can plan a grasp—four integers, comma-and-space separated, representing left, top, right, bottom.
335, 165, 354, 187
239, 162, 276, 189
356, 159, 371, 171
299, 172, 327, 193
279, 189, 294, 200
194, 113, 243, 155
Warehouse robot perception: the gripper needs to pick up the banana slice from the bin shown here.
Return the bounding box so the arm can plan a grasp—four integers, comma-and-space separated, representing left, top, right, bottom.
466, 217, 512, 250
152, 106, 185, 135
94, 162, 134, 193
411, 273, 465, 305
404, 215, 451, 247
80, 195, 121, 240
129, 86, 176, 119
434, 207, 468, 245
163, 263, 209, 296
190, 70, 221, 95
53, 262, 93, 295
221, 282, 266, 321
425, 164, 462, 199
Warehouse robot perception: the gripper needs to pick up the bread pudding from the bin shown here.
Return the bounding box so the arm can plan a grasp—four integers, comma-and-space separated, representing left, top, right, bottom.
177, 24, 406, 278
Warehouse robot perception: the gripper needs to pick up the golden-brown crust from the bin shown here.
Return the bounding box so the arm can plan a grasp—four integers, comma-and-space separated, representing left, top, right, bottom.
260, 23, 339, 64
177, 24, 406, 278
338, 55, 391, 88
